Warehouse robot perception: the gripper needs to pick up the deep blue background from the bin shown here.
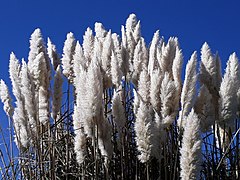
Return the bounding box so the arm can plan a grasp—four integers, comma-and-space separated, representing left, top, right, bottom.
0, 0, 240, 130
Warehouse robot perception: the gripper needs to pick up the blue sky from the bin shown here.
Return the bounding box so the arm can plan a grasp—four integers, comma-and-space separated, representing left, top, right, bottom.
0, 0, 240, 122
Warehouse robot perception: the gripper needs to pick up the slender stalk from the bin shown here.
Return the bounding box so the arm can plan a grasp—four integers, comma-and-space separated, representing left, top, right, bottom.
172, 104, 186, 180
0, 149, 10, 179
146, 161, 149, 180
236, 120, 240, 179
40, 124, 44, 180
122, 129, 125, 180
35, 118, 40, 179
217, 126, 240, 170
92, 124, 97, 180
66, 81, 70, 180
0, 126, 16, 179
8, 117, 16, 179
135, 157, 137, 180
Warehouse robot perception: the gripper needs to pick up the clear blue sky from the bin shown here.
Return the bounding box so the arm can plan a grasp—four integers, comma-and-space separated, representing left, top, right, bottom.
0, 0, 240, 121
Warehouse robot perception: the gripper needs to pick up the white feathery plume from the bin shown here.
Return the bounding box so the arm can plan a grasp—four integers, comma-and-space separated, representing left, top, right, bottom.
73, 63, 87, 110
29, 51, 51, 125
212, 53, 222, 123
133, 88, 140, 115
86, 61, 103, 118
133, 20, 141, 43
159, 41, 168, 73
73, 89, 87, 164
95, 98, 113, 160
225, 52, 240, 89
21, 60, 37, 133
160, 72, 178, 126
121, 25, 129, 76
73, 62, 90, 143
97, 112, 113, 160
200, 42, 215, 76
179, 52, 197, 128
85, 64, 112, 160
169, 37, 179, 59
38, 52, 50, 124
218, 56, 238, 130
9, 53, 21, 99
112, 33, 123, 61
101, 31, 113, 75
112, 90, 125, 142
194, 85, 215, 132
28, 28, 43, 63
159, 37, 178, 76
148, 30, 159, 76
93, 37, 103, 64
28, 29, 51, 89
137, 68, 150, 104
83, 27, 94, 65
94, 22, 107, 42
172, 46, 183, 92
73, 63, 86, 160
126, 32, 136, 75
9, 53, 30, 147
28, 29, 49, 72
30, 52, 43, 91
121, 25, 127, 49
171, 46, 183, 119
216, 55, 239, 150
38, 88, 49, 125
47, 38, 60, 71
154, 110, 162, 130
13, 103, 29, 148
73, 41, 86, 71
112, 33, 124, 74
125, 14, 138, 69
73, 46, 86, 115
180, 109, 202, 180
84, 59, 113, 158
0, 80, 14, 117
125, 14, 138, 39
62, 32, 76, 82
156, 39, 164, 67
151, 112, 161, 160
216, 55, 238, 148
73, 126, 86, 164
140, 38, 149, 69
52, 66, 63, 120
79, 59, 103, 138
199, 42, 217, 95
151, 111, 166, 159
125, 13, 138, 49
27, 29, 51, 112
132, 39, 143, 86
126, 14, 138, 35
134, 100, 153, 163
74, 67, 90, 138
150, 68, 162, 112
111, 51, 122, 88
111, 33, 120, 46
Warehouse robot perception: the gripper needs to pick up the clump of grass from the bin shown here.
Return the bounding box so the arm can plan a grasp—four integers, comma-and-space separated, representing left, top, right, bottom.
0, 14, 239, 180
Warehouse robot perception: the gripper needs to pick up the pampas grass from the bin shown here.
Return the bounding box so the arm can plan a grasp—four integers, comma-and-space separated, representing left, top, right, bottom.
62, 32, 76, 82
0, 80, 13, 117
179, 51, 197, 128
0, 14, 239, 180
180, 109, 202, 180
